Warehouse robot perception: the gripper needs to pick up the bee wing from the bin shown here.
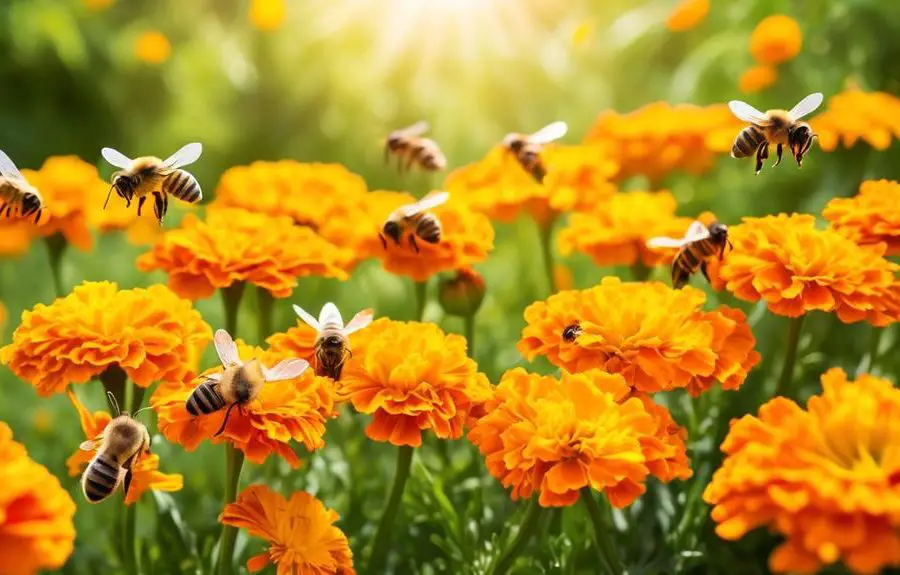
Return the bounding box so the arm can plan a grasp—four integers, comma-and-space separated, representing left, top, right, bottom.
647, 221, 709, 249
728, 100, 770, 125
0, 149, 25, 181
292, 304, 321, 331
646, 236, 688, 249
164, 142, 203, 169
318, 302, 344, 328
101, 147, 133, 169
79, 438, 101, 451
397, 121, 430, 137
343, 309, 374, 335
684, 220, 711, 241
789, 92, 824, 120
404, 191, 449, 216
214, 329, 242, 368
529, 121, 568, 144
263, 358, 310, 382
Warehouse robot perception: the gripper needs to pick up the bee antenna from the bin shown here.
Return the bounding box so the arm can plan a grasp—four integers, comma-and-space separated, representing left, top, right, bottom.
106, 391, 121, 416
103, 184, 114, 210
132, 406, 153, 420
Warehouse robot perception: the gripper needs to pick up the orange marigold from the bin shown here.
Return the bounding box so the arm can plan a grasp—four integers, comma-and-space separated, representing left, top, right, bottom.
824, 180, 900, 254
0, 421, 75, 575
219, 485, 355, 574
710, 213, 900, 324
137, 207, 350, 300
705, 368, 900, 574
0, 281, 211, 396
739, 64, 778, 94
811, 89, 900, 152
135, 31, 171, 64
666, 0, 710, 32
518, 277, 760, 395
249, 0, 286, 31
152, 341, 337, 468
340, 319, 492, 447
558, 190, 696, 268
749, 15, 802, 65
65, 390, 182, 505
0, 218, 33, 257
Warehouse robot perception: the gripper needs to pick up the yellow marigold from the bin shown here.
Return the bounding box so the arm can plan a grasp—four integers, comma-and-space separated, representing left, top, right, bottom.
151, 341, 337, 468
749, 14, 802, 65
249, 0, 285, 31
739, 64, 778, 93
137, 207, 350, 300
0, 218, 32, 257
811, 89, 900, 152
705, 368, 900, 574
135, 31, 171, 64
219, 485, 355, 574
65, 390, 182, 505
518, 277, 760, 395
0, 421, 75, 575
21, 156, 106, 252
666, 0, 710, 32
709, 213, 900, 324
372, 192, 494, 282
558, 190, 696, 267
0, 281, 212, 396
823, 179, 900, 254
340, 319, 492, 447
468, 368, 690, 508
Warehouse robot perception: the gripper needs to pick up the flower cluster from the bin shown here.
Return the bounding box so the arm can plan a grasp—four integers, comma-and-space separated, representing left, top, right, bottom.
739, 65, 778, 94
823, 179, 900, 254
0, 281, 211, 396
705, 368, 900, 574
749, 15, 802, 65
468, 368, 691, 508
811, 89, 900, 152
665, 0, 709, 32
709, 213, 900, 324
518, 277, 760, 396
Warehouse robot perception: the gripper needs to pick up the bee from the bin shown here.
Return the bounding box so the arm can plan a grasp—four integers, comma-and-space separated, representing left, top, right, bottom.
78, 392, 151, 504
186, 329, 309, 436
100, 142, 204, 225
647, 220, 732, 289
728, 93, 823, 174
379, 190, 449, 254
292, 302, 374, 381
0, 150, 44, 223
384, 121, 447, 173
562, 323, 582, 343
502, 121, 568, 183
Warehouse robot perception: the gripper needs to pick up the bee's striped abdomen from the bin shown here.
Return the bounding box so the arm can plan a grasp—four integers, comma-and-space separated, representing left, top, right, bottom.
186, 382, 226, 416
415, 215, 442, 244
732, 126, 766, 158
82, 453, 120, 503
164, 170, 202, 204
672, 239, 720, 288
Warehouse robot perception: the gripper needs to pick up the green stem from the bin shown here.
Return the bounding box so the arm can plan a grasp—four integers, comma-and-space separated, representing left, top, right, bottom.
220, 283, 246, 336
414, 280, 428, 321
368, 445, 415, 572
538, 219, 557, 295
856, 326, 884, 377
582, 488, 624, 575
630, 262, 651, 282
464, 314, 475, 359
775, 315, 805, 398
217, 444, 245, 575
44, 233, 68, 298
256, 287, 274, 345
122, 501, 138, 574
492, 499, 545, 575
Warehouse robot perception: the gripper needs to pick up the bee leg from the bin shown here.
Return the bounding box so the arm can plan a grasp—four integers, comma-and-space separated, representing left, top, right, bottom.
163, 193, 169, 218
754, 143, 767, 175
379, 233, 387, 250
700, 261, 711, 284
137, 196, 146, 217
121, 452, 138, 497
214, 402, 240, 437
34, 209, 41, 224
153, 192, 164, 225
409, 234, 420, 254
773, 144, 784, 167
0, 203, 6, 216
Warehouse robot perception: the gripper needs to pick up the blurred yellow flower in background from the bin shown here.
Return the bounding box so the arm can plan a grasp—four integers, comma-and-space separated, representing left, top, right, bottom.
823, 179, 900, 254
135, 31, 171, 64
739, 64, 778, 93
665, 0, 710, 32
811, 89, 900, 151
249, 0, 286, 31
749, 15, 802, 65
705, 368, 900, 574
0, 421, 75, 575
570, 18, 595, 47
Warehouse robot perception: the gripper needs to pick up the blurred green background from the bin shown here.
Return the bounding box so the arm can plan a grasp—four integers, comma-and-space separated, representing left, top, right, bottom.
2, 0, 900, 573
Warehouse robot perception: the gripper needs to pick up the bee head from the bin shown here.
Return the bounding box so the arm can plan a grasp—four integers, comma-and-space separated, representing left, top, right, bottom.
503, 134, 524, 152
789, 123, 816, 165
112, 173, 136, 202
709, 222, 729, 242
324, 334, 343, 347
382, 220, 402, 244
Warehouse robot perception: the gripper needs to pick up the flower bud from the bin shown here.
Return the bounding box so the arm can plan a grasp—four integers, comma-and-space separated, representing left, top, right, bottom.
438, 268, 486, 317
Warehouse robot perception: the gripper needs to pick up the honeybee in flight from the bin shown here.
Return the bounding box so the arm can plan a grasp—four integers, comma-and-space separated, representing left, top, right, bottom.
292, 302, 374, 381
380, 190, 449, 253
647, 220, 732, 289
384, 121, 447, 173
79, 392, 151, 503
729, 93, 823, 174
502, 121, 568, 183
101, 142, 203, 224
0, 149, 44, 223
186, 329, 309, 436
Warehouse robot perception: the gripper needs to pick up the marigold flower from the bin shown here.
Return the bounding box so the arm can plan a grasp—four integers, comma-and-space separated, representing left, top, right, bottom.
249, 0, 285, 31
219, 485, 355, 574
749, 15, 802, 65
0, 281, 211, 396
558, 190, 696, 268
666, 0, 710, 32
518, 277, 760, 395
137, 207, 350, 300
0, 421, 76, 575
0, 218, 32, 257
823, 180, 900, 254
135, 31, 171, 64
705, 368, 900, 574
810, 89, 900, 152
739, 64, 778, 93
709, 213, 900, 324
340, 319, 491, 447
152, 341, 337, 468
65, 390, 182, 504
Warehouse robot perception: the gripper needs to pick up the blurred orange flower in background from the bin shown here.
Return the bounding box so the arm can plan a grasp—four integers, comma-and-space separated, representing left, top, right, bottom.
666, 0, 710, 32
739, 65, 778, 93
0, 219, 33, 257
749, 15, 802, 65
340, 319, 492, 447
0, 421, 76, 575
558, 190, 695, 268
82, 0, 114, 10
219, 485, 355, 574
823, 179, 900, 254
444, 147, 543, 222
152, 341, 337, 468
135, 31, 171, 64
811, 89, 900, 152
137, 207, 350, 300
709, 213, 900, 324
705, 368, 900, 574
518, 277, 760, 395
249, 0, 286, 31
65, 390, 182, 505
0, 281, 211, 396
